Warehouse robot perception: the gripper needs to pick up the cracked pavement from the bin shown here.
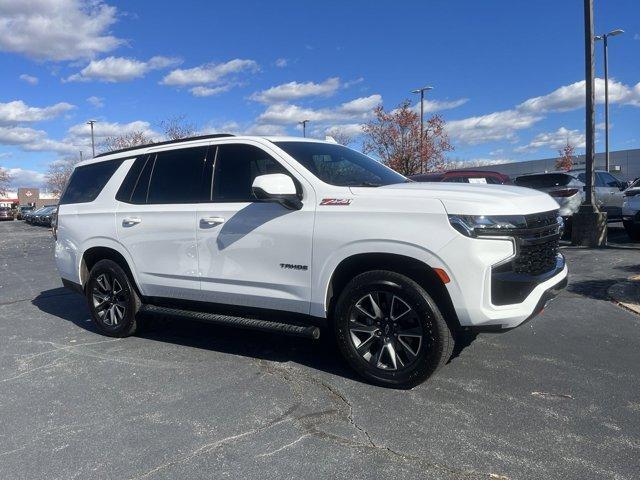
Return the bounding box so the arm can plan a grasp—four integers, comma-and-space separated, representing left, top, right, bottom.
0, 221, 639, 479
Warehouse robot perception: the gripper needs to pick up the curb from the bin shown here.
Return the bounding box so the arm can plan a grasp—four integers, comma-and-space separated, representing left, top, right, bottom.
608, 275, 640, 315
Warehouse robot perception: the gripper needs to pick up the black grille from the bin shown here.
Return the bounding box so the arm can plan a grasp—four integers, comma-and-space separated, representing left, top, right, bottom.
513, 210, 561, 276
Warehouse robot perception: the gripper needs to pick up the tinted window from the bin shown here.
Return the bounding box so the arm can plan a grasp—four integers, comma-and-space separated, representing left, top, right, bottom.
147, 146, 208, 204
130, 156, 154, 204
212, 144, 289, 202
275, 141, 406, 187
514, 173, 573, 188
60, 160, 123, 205
116, 156, 146, 203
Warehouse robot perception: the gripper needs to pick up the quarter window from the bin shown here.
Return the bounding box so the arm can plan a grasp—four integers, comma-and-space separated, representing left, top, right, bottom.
211, 144, 289, 202
146, 146, 208, 204
60, 160, 124, 205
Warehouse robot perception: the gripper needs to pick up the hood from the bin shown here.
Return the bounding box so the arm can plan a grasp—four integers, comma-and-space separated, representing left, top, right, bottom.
349, 182, 559, 216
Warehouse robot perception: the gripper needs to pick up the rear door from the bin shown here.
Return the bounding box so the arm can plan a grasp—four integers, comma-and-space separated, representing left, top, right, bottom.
195, 142, 315, 314
116, 145, 209, 300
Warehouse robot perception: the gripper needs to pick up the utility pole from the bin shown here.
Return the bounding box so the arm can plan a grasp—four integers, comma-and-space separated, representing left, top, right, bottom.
572, 0, 607, 247
299, 119, 309, 138
87, 120, 96, 157
411, 86, 433, 174
595, 29, 624, 172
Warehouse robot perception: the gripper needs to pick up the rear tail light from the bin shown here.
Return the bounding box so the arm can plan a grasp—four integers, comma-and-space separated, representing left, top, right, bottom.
52, 206, 59, 240
549, 188, 579, 198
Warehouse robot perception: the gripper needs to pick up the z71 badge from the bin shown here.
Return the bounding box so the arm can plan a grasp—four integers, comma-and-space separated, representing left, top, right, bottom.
320, 198, 352, 206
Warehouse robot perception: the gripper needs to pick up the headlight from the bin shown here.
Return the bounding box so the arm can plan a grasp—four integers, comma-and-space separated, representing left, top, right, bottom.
448, 214, 527, 237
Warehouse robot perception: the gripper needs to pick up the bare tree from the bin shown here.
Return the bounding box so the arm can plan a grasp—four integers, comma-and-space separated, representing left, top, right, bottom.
159, 115, 198, 140
327, 128, 356, 146
0, 167, 12, 196
102, 131, 154, 153
45, 158, 79, 197
362, 100, 453, 176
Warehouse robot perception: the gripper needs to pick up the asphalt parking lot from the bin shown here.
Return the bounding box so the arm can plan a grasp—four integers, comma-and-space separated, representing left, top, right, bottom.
1, 220, 638, 480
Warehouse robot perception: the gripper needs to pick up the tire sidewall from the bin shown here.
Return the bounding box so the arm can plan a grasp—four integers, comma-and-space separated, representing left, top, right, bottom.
334, 271, 450, 388
86, 260, 139, 336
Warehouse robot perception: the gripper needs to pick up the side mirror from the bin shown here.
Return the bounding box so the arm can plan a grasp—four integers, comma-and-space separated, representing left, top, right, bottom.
252, 174, 302, 210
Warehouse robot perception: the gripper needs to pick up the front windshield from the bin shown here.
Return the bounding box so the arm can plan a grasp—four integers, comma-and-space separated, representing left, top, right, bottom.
275, 141, 406, 187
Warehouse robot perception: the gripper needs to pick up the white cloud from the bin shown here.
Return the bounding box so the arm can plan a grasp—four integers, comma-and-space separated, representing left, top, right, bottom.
19, 74, 38, 85
67, 56, 181, 82
67, 120, 158, 141
0, 0, 123, 61
190, 85, 232, 97
343, 77, 364, 89
257, 94, 382, 125
203, 121, 287, 136
446, 78, 640, 146
324, 123, 364, 137
412, 98, 468, 114
0, 100, 75, 125
161, 59, 259, 86
0, 125, 77, 153
514, 127, 586, 153
518, 78, 640, 113
446, 109, 542, 145
6, 167, 46, 187
87, 96, 104, 108
274, 58, 288, 68
250, 77, 340, 104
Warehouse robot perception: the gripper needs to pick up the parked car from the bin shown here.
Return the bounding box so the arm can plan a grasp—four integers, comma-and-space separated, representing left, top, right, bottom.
410, 170, 511, 184
16, 205, 34, 220
0, 206, 14, 221
32, 206, 57, 226
55, 134, 567, 388
622, 178, 640, 240
514, 170, 625, 226
25, 206, 49, 224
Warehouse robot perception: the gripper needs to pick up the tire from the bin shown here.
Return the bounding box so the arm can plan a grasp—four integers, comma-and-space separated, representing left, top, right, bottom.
334, 270, 454, 389
623, 220, 640, 241
86, 259, 141, 337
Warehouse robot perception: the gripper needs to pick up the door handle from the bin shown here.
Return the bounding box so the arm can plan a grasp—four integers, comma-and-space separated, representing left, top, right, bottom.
200, 216, 225, 227
122, 217, 142, 227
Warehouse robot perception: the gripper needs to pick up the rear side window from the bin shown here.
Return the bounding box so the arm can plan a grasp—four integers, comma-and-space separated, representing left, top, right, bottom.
146, 146, 208, 204
211, 144, 289, 202
515, 173, 573, 188
115, 156, 146, 203
60, 160, 123, 205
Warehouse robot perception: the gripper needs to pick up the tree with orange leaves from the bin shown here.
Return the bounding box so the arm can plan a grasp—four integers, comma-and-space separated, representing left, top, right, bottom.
362, 100, 453, 176
556, 141, 575, 171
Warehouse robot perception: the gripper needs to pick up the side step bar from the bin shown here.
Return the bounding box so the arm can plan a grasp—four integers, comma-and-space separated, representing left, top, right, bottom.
140, 304, 321, 340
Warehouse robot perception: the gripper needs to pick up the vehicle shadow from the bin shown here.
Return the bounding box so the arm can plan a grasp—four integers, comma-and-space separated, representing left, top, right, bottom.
31, 287, 363, 384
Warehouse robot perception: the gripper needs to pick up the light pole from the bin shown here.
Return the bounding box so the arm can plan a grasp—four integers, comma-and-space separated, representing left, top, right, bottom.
595, 29, 624, 172
411, 85, 433, 173
572, 0, 606, 247
299, 119, 309, 138
87, 120, 97, 157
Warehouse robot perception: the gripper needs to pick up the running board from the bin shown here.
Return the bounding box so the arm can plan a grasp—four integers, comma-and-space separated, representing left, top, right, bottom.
140, 304, 320, 340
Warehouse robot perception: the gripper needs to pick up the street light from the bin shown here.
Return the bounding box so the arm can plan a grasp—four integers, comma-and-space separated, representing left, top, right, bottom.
87, 120, 97, 157
411, 85, 433, 174
595, 29, 624, 172
299, 119, 309, 138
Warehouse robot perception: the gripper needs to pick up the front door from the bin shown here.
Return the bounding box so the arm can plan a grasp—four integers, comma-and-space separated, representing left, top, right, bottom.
116, 145, 209, 300
597, 172, 624, 218
196, 142, 315, 315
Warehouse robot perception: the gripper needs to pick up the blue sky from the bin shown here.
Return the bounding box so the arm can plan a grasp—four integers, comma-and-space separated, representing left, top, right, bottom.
1, 0, 639, 187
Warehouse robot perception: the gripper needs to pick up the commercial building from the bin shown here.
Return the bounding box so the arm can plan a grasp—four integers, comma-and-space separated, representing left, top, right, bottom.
0, 188, 58, 208
463, 148, 640, 181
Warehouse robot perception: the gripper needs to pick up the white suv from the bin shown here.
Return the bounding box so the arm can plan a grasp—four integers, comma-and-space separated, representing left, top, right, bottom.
55, 135, 567, 388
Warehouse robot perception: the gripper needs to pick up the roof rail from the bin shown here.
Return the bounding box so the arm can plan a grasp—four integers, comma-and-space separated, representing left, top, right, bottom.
93, 133, 235, 158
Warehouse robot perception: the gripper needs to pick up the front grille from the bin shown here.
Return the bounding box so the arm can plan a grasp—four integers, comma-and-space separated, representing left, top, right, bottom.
513, 210, 561, 276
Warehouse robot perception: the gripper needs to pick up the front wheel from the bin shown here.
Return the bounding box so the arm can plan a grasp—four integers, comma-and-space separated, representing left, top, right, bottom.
86, 259, 141, 337
334, 270, 454, 389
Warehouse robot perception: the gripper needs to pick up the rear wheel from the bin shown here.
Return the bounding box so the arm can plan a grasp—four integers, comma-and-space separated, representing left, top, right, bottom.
623, 220, 640, 241
334, 270, 454, 389
86, 259, 141, 337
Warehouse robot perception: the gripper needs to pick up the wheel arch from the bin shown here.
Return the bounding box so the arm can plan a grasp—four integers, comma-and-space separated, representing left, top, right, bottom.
80, 242, 143, 297
325, 252, 460, 332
